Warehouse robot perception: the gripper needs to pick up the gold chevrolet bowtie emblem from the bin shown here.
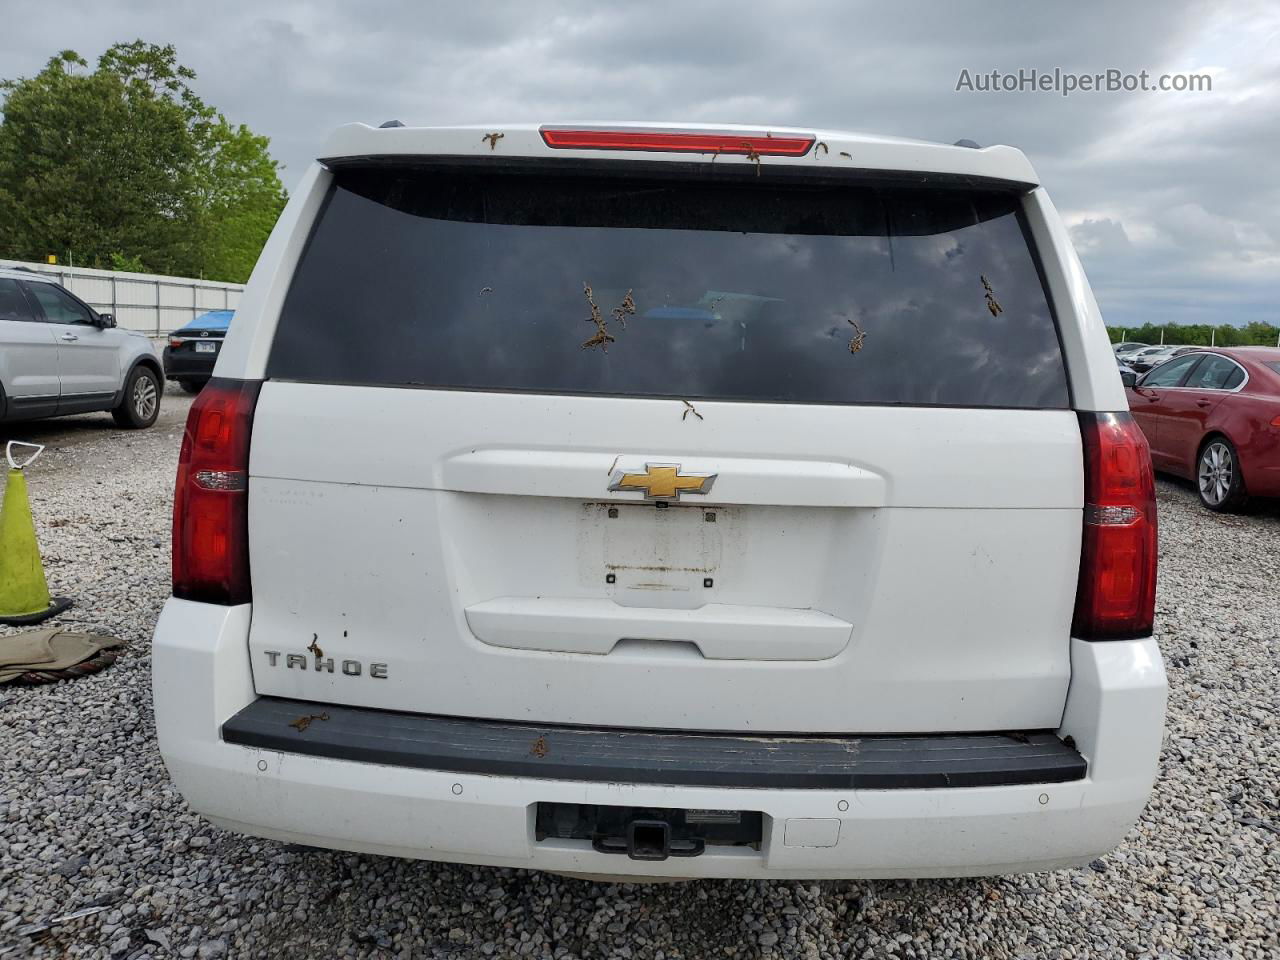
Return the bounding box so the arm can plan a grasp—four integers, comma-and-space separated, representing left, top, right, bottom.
608, 462, 717, 501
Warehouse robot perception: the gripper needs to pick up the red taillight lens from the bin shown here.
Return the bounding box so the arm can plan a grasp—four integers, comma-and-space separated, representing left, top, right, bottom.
172, 378, 261, 604
169, 337, 183, 348
539, 127, 815, 156
1072, 412, 1157, 640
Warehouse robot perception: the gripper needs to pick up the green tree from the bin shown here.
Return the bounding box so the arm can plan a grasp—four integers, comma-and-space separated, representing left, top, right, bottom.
0, 42, 285, 282
1108, 321, 1279, 347
109, 251, 146, 273
188, 119, 288, 281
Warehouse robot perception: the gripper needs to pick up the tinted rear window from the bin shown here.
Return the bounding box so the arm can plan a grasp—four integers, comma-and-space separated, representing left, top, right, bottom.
270, 166, 1068, 408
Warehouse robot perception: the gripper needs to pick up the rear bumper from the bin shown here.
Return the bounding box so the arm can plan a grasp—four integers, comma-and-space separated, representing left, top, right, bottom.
162, 347, 216, 380
152, 598, 1167, 880
1242, 449, 1280, 498
224, 697, 1087, 789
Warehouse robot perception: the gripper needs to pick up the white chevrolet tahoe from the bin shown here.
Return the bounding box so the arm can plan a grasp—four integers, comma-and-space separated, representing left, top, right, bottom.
152, 123, 1166, 880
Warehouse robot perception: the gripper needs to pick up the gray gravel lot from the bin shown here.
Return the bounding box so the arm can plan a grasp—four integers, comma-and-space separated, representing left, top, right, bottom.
1, 394, 1277, 959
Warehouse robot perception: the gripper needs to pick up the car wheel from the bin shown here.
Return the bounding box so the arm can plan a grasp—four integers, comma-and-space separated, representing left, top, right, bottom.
179, 379, 206, 395
112, 366, 162, 429
1196, 437, 1248, 512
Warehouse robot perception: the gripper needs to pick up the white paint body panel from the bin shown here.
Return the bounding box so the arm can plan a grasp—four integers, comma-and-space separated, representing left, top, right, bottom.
1021, 189, 1129, 412
246, 384, 1083, 732
153, 599, 1166, 879
211, 163, 330, 380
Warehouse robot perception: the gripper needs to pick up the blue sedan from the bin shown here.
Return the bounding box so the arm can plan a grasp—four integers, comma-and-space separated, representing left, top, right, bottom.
163, 310, 233, 393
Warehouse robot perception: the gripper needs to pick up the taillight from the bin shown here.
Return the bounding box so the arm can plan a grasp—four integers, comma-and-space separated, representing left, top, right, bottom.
539, 127, 815, 156
172, 378, 261, 604
168, 337, 183, 348
1072, 412, 1157, 640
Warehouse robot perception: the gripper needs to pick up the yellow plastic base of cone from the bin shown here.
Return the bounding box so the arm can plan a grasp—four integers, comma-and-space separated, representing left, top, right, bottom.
0, 468, 54, 618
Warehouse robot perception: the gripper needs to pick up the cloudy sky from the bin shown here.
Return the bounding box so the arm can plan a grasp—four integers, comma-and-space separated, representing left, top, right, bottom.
3, 0, 1276, 329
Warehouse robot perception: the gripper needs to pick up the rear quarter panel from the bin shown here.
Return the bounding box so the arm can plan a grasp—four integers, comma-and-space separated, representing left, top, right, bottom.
1221, 391, 1280, 496
212, 163, 331, 381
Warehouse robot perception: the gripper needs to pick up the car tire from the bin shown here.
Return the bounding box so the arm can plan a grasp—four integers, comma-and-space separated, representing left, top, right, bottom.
179, 379, 206, 395
112, 365, 162, 429
1196, 436, 1248, 512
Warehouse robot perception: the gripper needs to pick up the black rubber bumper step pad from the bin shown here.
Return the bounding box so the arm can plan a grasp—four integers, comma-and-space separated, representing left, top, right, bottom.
223, 696, 1086, 790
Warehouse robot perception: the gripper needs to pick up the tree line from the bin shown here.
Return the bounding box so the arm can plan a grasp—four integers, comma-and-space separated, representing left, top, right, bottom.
1108, 322, 1279, 347
0, 42, 286, 284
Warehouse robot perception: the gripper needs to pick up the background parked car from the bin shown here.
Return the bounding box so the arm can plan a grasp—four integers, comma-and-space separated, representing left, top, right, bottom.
163, 310, 233, 394
0, 267, 162, 428
1113, 341, 1149, 359
1129, 345, 1184, 373
1126, 347, 1280, 511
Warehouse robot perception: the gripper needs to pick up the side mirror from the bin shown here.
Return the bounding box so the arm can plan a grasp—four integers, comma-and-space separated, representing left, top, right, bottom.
1120, 370, 1137, 388
97, 313, 117, 329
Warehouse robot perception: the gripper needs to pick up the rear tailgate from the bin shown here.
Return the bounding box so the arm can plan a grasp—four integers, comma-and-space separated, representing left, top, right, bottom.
245, 161, 1080, 733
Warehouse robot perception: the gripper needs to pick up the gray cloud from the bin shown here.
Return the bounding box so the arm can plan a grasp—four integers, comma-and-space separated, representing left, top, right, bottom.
2, 0, 1275, 328
1070, 219, 1133, 257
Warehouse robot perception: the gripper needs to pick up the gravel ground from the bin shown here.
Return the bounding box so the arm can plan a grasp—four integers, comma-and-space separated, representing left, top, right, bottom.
1, 398, 1277, 959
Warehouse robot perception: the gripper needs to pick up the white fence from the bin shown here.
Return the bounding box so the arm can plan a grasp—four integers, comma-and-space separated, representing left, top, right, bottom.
0, 259, 244, 335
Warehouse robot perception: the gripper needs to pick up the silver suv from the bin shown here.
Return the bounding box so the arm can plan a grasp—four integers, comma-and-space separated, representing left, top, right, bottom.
0, 268, 162, 428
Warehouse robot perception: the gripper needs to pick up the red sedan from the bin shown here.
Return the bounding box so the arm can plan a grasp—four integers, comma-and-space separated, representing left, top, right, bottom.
1126, 347, 1280, 511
